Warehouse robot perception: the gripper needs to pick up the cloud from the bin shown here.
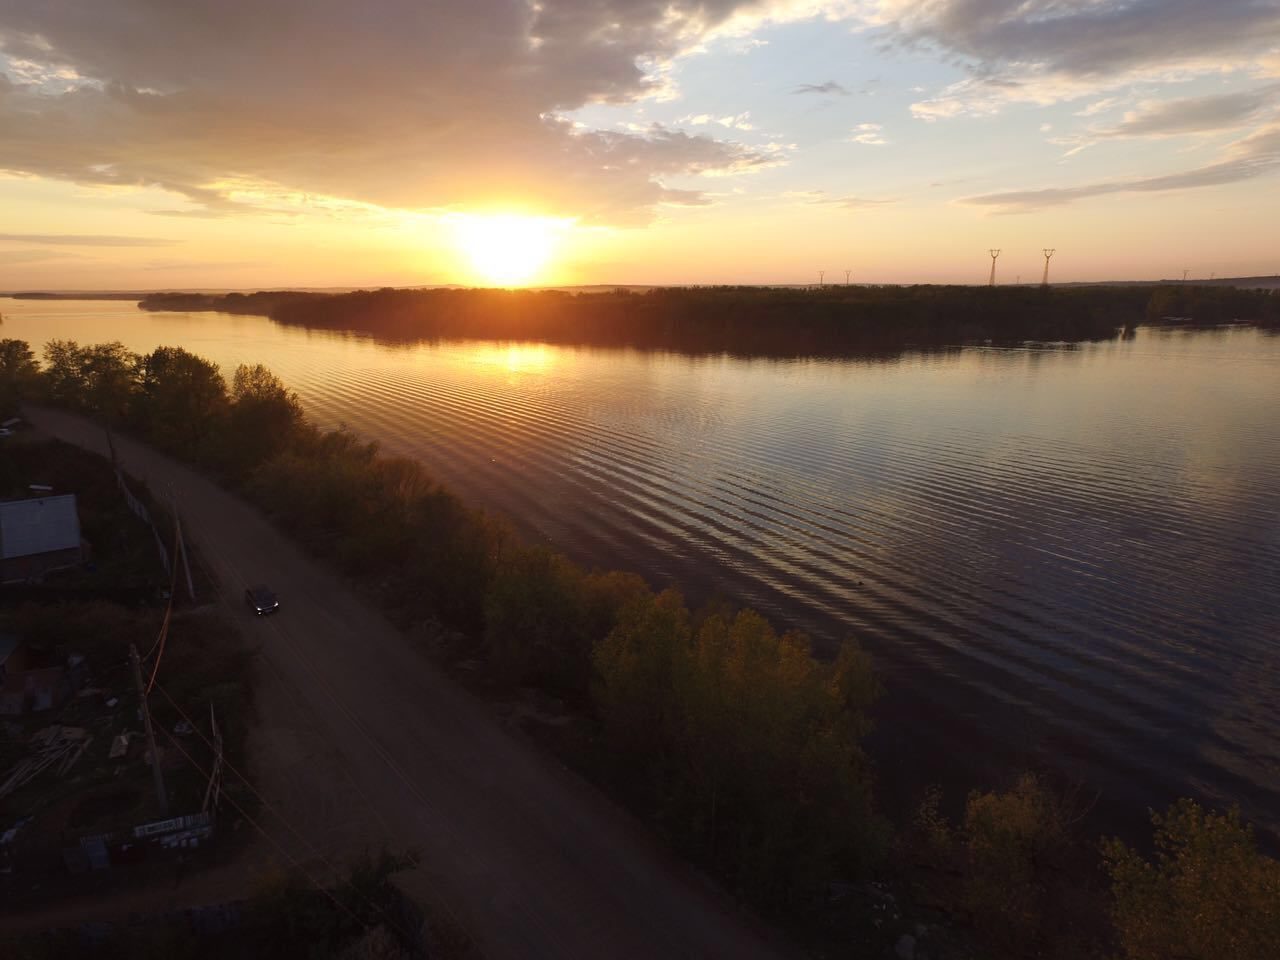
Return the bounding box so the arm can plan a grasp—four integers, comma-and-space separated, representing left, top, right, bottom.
961, 121, 1280, 211
872, 0, 1280, 117
1076, 97, 1120, 117
0, 232, 177, 246
1092, 85, 1280, 139
827, 195, 898, 208
679, 111, 755, 130
0, 248, 90, 264
788, 190, 898, 208
1050, 84, 1280, 156
848, 122, 888, 145
793, 80, 849, 95
0, 0, 818, 225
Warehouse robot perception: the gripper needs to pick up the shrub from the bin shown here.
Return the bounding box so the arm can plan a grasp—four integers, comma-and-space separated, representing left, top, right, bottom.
962, 773, 1067, 949
1104, 800, 1280, 960
593, 589, 886, 910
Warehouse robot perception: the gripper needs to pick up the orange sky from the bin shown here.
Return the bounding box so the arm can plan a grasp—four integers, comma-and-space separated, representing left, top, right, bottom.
3, 2, 1279, 289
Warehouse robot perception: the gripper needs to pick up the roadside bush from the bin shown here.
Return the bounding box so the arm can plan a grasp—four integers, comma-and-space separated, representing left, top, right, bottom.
1104, 800, 1280, 960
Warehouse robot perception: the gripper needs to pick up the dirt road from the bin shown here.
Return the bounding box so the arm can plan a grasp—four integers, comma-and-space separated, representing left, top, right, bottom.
25, 407, 790, 959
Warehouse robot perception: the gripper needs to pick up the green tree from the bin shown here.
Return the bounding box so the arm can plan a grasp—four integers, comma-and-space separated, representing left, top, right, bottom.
593, 591, 885, 909
134, 346, 228, 457
42, 340, 141, 422
0, 338, 38, 413
485, 546, 646, 697
226, 362, 305, 471
41, 339, 87, 408
961, 773, 1068, 950
1104, 800, 1280, 960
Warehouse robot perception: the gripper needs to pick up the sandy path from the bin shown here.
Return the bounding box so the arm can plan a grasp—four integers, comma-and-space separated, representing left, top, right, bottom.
23, 407, 791, 960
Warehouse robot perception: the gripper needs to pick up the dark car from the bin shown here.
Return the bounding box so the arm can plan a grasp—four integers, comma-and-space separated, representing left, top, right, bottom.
245, 584, 280, 615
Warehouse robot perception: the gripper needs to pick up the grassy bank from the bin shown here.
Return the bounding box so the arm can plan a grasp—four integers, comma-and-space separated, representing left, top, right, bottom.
4, 335, 1277, 958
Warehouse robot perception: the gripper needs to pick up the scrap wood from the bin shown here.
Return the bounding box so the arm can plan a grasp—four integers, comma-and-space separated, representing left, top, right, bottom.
59, 736, 94, 776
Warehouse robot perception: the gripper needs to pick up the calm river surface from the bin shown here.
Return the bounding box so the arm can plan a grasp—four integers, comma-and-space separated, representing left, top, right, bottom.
4, 297, 1278, 837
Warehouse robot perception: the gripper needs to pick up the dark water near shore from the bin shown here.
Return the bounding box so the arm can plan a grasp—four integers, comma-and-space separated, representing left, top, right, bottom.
5, 298, 1278, 840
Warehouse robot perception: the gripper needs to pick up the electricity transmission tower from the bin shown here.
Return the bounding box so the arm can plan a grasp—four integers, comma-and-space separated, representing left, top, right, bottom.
1042, 249, 1056, 287
988, 249, 1001, 287
818, 270, 825, 289
845, 269, 851, 286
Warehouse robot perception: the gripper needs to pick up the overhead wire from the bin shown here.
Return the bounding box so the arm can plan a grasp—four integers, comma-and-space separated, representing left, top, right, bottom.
153, 680, 427, 950
194, 531, 481, 950
141, 499, 184, 666
154, 721, 369, 935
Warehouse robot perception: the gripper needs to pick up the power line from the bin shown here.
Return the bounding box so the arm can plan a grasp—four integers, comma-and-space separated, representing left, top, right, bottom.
155, 721, 369, 934
170, 514, 479, 948
155, 682, 424, 949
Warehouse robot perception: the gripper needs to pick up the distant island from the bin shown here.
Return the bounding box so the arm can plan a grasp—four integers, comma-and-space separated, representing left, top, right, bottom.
137, 284, 1280, 357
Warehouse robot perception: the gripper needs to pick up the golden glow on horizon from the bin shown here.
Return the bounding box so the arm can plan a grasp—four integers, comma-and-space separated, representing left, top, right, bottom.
450, 213, 567, 286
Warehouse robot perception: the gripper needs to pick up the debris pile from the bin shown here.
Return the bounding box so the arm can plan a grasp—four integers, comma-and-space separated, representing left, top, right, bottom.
0, 725, 94, 799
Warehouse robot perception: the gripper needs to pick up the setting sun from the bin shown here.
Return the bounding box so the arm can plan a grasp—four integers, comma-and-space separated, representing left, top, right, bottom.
451, 213, 566, 286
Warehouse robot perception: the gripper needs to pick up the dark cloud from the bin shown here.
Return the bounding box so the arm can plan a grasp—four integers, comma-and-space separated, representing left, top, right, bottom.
883, 0, 1280, 80
0, 0, 784, 224
961, 122, 1280, 211
793, 81, 849, 95
0, 232, 178, 245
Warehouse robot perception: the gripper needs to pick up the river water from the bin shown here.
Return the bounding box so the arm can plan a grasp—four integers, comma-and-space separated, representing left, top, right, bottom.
4, 297, 1278, 838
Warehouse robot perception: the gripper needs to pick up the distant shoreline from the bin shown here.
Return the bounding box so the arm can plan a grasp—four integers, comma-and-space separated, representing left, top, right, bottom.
6, 274, 1280, 300
131, 283, 1279, 359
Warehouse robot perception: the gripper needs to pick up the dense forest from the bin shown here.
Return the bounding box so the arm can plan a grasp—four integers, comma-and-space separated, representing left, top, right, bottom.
3, 336, 1278, 958
140, 284, 1280, 357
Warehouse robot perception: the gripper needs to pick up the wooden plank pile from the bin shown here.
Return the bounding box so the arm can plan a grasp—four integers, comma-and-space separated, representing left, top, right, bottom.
0, 725, 94, 799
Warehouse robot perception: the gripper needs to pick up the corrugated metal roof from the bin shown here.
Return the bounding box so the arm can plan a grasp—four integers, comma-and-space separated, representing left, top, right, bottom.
0, 495, 82, 561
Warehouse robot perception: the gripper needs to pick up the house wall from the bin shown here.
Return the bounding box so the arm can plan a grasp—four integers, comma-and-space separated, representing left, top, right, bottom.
0, 546, 83, 583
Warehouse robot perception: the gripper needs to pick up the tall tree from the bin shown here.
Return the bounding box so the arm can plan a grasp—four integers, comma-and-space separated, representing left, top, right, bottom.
0, 338, 38, 413
135, 346, 228, 457
226, 363, 304, 469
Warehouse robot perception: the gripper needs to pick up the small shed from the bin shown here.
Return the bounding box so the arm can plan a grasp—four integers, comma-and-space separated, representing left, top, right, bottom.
0, 495, 84, 583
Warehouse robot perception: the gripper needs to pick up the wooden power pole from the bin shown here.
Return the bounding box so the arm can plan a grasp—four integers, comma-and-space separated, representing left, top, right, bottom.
130, 644, 169, 816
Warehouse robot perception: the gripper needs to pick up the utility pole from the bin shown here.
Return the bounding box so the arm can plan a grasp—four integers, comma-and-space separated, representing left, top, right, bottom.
818, 270, 825, 289
1182, 268, 1189, 284
130, 644, 169, 816
845, 269, 851, 286
1042, 249, 1056, 287
988, 249, 1001, 287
